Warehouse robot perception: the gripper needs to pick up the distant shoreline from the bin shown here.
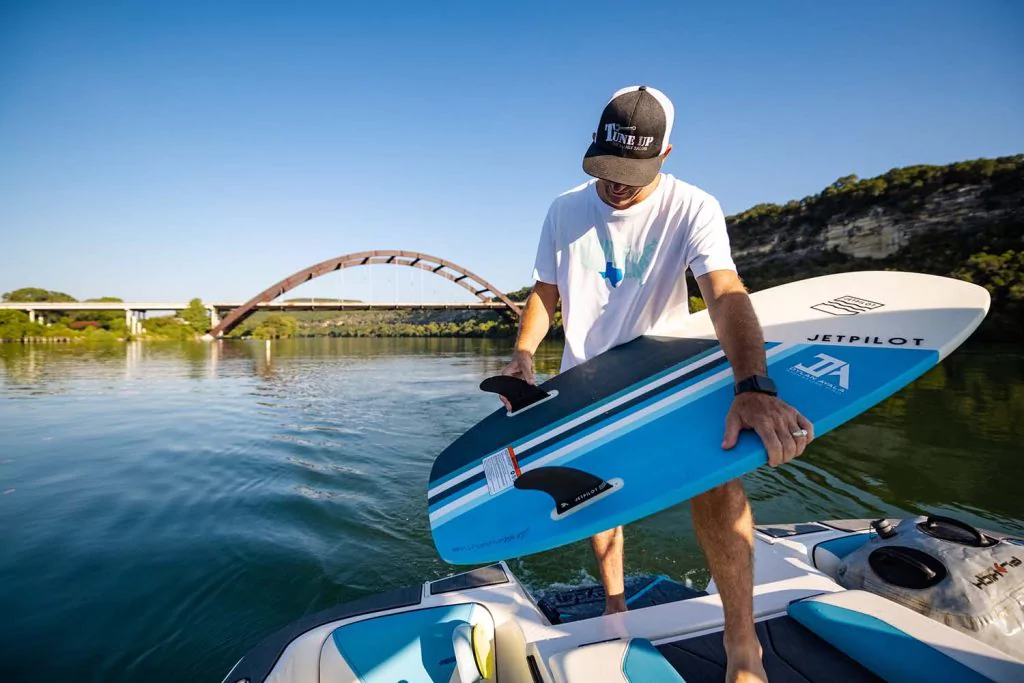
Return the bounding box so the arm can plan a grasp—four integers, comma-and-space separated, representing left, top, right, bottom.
5, 154, 1020, 343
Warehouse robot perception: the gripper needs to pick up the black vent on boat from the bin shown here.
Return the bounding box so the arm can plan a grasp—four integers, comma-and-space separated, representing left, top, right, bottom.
869, 546, 948, 589
429, 564, 508, 594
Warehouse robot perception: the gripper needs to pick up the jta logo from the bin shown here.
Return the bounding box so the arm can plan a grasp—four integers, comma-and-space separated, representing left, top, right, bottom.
790, 353, 850, 392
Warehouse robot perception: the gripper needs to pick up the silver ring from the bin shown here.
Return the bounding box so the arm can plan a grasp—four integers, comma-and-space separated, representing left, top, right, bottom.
791, 429, 808, 438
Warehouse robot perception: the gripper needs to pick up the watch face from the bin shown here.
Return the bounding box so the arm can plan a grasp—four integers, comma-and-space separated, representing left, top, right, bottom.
756, 376, 777, 394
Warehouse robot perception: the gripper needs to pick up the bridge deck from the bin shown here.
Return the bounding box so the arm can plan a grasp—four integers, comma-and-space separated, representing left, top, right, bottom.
0, 302, 516, 312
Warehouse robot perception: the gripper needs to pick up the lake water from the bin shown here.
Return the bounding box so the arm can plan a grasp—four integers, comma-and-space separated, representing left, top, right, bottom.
1, 338, 1021, 682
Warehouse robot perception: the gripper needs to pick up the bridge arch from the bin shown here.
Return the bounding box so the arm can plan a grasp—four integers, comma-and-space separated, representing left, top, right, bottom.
211, 250, 521, 337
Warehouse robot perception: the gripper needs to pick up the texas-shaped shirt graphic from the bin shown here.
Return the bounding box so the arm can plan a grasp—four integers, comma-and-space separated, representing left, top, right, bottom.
600, 262, 624, 288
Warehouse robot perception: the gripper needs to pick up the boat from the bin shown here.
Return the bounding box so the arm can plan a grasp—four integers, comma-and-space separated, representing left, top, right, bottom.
222, 515, 1024, 682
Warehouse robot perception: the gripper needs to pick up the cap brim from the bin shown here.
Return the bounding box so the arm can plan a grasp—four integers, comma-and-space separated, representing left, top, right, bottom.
583, 143, 663, 186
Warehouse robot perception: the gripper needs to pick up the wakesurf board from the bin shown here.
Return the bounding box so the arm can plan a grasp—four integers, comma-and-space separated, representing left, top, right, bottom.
428, 271, 990, 564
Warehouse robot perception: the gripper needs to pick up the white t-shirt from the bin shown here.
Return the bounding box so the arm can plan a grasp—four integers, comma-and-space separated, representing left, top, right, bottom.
532, 174, 736, 371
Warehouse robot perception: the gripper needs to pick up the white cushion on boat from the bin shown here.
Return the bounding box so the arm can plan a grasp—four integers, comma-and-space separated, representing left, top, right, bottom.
789, 590, 1024, 683
548, 637, 685, 683
450, 621, 495, 682
492, 616, 532, 682
318, 637, 359, 683
451, 623, 477, 682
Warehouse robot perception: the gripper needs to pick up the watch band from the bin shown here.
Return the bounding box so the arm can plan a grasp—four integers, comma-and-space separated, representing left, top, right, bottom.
734, 374, 778, 397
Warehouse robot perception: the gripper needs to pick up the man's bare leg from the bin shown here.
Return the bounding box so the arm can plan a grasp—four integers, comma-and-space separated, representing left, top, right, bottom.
691, 479, 767, 683
591, 526, 627, 614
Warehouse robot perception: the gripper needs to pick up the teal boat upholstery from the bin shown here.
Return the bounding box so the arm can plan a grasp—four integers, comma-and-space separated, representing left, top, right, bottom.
811, 532, 871, 577
319, 602, 495, 682
788, 590, 1024, 683
548, 637, 685, 683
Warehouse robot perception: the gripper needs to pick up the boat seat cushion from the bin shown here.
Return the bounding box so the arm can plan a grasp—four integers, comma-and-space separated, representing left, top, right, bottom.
548, 637, 685, 683
451, 622, 495, 682
788, 590, 1024, 683
811, 533, 871, 577
320, 602, 495, 683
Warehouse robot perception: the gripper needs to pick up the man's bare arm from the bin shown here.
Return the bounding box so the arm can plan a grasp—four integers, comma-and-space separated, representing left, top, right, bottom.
696, 270, 766, 381
497, 282, 559, 400
515, 282, 559, 358
696, 270, 814, 466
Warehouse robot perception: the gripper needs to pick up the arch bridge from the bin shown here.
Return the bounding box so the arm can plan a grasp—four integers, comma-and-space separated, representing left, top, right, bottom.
210, 250, 522, 338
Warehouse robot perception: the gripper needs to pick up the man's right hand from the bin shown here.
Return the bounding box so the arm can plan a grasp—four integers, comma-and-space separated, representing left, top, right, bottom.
497, 349, 536, 411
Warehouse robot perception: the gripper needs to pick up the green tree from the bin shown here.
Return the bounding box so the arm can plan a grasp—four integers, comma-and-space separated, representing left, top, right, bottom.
952, 251, 1024, 340
143, 315, 196, 340
252, 313, 299, 339
2, 287, 77, 302
180, 298, 211, 333
72, 297, 125, 329
0, 310, 45, 340
501, 285, 534, 303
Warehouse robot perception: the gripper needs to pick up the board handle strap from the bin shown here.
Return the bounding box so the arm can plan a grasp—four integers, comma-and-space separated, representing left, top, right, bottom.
479, 376, 550, 413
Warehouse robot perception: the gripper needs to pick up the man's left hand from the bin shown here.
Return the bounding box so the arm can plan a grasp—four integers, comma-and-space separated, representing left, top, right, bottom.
721, 393, 814, 467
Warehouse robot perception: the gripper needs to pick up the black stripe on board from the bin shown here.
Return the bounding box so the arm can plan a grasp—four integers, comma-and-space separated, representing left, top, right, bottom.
428, 352, 731, 508
432, 338, 721, 483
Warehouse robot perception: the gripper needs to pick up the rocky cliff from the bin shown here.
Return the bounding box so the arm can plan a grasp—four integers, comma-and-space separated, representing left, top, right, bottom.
725, 155, 1023, 339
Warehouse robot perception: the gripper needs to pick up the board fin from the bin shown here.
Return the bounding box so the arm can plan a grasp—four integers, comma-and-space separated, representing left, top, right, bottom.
514, 466, 617, 518
479, 376, 550, 413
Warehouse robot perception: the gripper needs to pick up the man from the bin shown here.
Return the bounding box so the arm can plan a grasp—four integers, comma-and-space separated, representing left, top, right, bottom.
500, 86, 814, 683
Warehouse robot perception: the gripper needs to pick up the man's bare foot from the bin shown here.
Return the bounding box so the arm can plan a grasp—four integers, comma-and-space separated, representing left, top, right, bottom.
727, 658, 767, 683
725, 638, 766, 683
603, 593, 627, 615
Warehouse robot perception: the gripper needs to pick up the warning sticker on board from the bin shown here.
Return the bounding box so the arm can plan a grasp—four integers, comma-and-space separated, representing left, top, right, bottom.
482, 447, 520, 495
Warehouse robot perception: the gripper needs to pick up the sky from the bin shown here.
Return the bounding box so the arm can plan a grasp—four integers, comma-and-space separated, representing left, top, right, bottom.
1, 0, 1022, 304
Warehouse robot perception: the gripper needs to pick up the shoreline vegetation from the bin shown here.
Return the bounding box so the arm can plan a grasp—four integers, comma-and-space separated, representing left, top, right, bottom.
0, 296, 212, 343
3, 155, 1020, 344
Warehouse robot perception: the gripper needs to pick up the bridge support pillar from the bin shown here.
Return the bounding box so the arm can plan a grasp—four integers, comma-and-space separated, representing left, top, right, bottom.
125, 310, 142, 337
28, 310, 35, 324
207, 307, 220, 329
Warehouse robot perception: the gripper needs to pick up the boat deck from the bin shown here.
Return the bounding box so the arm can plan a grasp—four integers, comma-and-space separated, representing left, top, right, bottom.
658, 615, 882, 682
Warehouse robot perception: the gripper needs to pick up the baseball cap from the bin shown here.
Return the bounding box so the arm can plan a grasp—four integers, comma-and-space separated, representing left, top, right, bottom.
582, 85, 675, 187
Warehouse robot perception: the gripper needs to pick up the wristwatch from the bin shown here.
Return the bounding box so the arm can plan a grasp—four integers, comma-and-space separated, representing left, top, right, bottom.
734, 375, 778, 397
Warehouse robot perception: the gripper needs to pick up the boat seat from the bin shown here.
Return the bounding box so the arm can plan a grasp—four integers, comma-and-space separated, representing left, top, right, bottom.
319, 602, 495, 682
811, 533, 871, 578
788, 590, 1024, 683
548, 637, 686, 683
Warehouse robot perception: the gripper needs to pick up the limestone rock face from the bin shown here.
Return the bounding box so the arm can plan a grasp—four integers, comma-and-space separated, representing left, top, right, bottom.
726, 163, 1022, 282
822, 187, 994, 260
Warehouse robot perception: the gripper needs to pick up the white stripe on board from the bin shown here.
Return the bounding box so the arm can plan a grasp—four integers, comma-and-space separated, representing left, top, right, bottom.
427, 347, 727, 499
429, 342, 799, 524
